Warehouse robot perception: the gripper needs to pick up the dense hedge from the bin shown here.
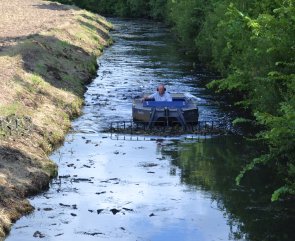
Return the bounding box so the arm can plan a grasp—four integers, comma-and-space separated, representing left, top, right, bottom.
51, 0, 295, 201
51, 0, 167, 19
167, 0, 295, 202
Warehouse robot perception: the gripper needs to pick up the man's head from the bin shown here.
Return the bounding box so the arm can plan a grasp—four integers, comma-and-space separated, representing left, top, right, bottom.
157, 84, 166, 96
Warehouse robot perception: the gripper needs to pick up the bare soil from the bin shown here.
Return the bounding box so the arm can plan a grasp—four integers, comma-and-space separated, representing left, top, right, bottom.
0, 1, 112, 239
0, 0, 74, 46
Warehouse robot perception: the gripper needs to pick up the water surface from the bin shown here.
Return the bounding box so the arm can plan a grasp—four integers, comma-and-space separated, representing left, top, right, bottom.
6, 19, 294, 241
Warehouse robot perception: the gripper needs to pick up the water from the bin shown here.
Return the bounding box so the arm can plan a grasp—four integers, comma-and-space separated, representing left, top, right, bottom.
6, 19, 294, 241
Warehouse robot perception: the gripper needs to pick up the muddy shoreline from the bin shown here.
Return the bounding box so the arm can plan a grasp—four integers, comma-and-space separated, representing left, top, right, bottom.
0, 0, 112, 239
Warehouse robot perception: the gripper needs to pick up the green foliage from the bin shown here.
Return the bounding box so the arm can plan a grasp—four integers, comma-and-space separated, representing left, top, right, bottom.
232, 117, 253, 125
52, 0, 167, 19
195, 0, 295, 201
149, 0, 168, 20
271, 186, 290, 202
166, 0, 207, 48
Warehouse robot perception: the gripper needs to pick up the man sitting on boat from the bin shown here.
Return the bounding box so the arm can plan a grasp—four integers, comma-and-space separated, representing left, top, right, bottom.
143, 84, 172, 101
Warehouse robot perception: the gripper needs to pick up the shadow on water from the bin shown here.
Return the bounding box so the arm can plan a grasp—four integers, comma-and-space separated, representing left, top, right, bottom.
161, 136, 295, 241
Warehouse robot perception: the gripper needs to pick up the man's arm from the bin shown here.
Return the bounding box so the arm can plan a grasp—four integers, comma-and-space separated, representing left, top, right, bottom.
142, 93, 155, 101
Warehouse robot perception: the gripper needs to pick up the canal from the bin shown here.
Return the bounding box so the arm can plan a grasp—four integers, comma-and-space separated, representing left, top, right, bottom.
6, 19, 294, 241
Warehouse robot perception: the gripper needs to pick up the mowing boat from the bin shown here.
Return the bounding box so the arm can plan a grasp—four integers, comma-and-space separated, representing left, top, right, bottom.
132, 93, 199, 128
109, 93, 229, 136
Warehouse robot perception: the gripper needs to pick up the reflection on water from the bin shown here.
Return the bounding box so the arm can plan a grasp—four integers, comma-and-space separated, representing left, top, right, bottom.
162, 136, 295, 241
5, 134, 238, 241
6, 19, 294, 241
7, 135, 294, 241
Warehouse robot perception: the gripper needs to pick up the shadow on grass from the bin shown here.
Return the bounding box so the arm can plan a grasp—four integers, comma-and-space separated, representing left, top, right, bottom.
80, 13, 113, 32
0, 34, 100, 97
32, 1, 76, 11
0, 146, 54, 200
77, 19, 110, 42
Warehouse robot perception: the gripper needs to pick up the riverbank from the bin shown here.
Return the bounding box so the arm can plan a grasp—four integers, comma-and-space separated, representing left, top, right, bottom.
0, 0, 112, 238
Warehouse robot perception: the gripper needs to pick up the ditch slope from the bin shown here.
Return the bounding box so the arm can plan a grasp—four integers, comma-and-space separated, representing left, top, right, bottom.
0, 0, 111, 238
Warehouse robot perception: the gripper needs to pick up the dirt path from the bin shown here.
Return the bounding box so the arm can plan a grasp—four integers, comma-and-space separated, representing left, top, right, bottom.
0, 0, 75, 47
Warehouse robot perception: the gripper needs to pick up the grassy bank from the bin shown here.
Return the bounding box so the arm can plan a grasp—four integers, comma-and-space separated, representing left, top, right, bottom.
0, 3, 112, 238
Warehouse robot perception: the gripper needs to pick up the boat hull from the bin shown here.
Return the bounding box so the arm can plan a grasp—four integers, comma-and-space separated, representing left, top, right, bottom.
132, 93, 199, 126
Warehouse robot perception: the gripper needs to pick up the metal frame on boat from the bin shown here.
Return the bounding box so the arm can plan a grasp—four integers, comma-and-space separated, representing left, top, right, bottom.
132, 93, 199, 128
